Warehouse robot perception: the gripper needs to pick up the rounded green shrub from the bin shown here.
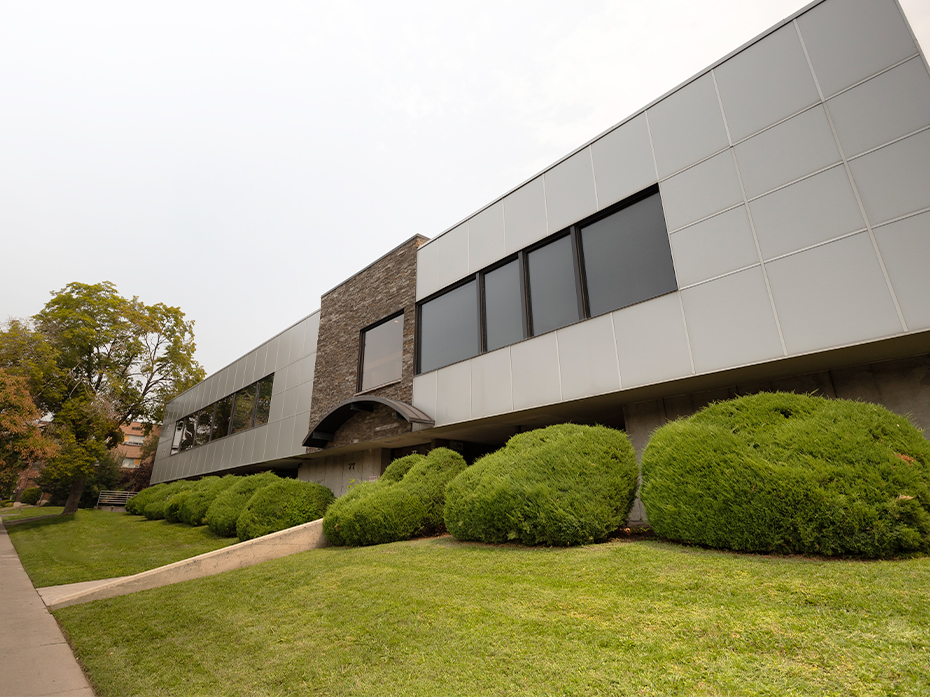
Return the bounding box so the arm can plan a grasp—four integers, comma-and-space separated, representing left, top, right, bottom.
323, 454, 425, 546
20, 487, 41, 505
205, 472, 280, 537
142, 480, 195, 520
640, 392, 930, 557
323, 449, 465, 546
444, 424, 639, 546
164, 488, 193, 523
380, 453, 425, 483
178, 475, 238, 526
126, 483, 167, 515
236, 479, 335, 541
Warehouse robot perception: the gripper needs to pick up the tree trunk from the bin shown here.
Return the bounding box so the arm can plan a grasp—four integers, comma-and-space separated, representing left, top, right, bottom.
62, 476, 86, 515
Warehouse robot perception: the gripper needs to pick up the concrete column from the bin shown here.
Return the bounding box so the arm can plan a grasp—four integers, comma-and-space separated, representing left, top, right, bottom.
622, 399, 667, 526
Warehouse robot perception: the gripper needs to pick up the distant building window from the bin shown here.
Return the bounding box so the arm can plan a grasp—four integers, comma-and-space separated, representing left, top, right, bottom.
125, 434, 145, 446
418, 280, 480, 373
121, 457, 138, 468
359, 314, 404, 391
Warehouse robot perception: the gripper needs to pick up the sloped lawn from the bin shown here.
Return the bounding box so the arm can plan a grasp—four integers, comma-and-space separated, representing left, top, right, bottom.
8, 509, 235, 587
54, 536, 930, 697
0, 505, 65, 521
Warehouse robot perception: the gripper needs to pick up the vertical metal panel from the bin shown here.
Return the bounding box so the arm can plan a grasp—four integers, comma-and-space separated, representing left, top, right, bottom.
556, 315, 621, 401
647, 73, 730, 179
613, 293, 693, 388
681, 266, 784, 373
591, 113, 658, 209
669, 206, 759, 286
798, 0, 916, 97
766, 232, 904, 353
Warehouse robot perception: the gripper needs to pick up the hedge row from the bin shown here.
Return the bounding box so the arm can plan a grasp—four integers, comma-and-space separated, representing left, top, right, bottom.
126, 472, 334, 541
125, 393, 930, 558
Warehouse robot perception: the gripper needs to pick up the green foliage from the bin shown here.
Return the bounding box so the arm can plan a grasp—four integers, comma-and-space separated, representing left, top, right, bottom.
236, 479, 335, 541
0, 319, 66, 414
445, 424, 639, 546
178, 476, 238, 526
323, 449, 465, 546
7, 509, 234, 587
125, 483, 167, 515
50, 538, 930, 697
2, 282, 205, 514
164, 489, 193, 523
39, 446, 121, 509
381, 453, 425, 483
640, 392, 930, 557
322, 453, 428, 545
0, 369, 58, 497
142, 480, 195, 521
20, 487, 42, 505
205, 472, 280, 537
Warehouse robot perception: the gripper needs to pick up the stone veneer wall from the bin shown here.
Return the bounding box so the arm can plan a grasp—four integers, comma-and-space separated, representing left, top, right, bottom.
306, 235, 427, 451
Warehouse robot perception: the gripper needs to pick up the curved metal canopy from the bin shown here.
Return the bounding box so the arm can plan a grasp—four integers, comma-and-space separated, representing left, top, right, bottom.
302, 395, 434, 448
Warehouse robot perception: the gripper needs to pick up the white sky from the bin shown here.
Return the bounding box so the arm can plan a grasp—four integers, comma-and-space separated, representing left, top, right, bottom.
2, 0, 928, 376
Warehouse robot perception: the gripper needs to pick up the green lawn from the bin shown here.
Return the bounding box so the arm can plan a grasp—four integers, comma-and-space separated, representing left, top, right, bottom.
7, 510, 236, 587
0, 505, 65, 521
53, 536, 930, 697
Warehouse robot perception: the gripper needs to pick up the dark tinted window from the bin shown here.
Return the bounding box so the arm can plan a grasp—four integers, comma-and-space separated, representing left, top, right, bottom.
213, 394, 233, 439
527, 235, 580, 335
483, 260, 524, 351
179, 415, 195, 451
360, 315, 403, 391
581, 192, 676, 316
194, 408, 213, 446
171, 419, 185, 454
419, 280, 479, 373
231, 385, 256, 433
255, 375, 274, 426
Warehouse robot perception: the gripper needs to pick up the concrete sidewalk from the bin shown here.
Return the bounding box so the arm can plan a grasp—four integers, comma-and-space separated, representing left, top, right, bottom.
0, 521, 94, 697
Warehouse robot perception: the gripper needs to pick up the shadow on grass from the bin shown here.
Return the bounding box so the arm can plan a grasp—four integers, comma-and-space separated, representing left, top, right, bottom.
5, 514, 76, 529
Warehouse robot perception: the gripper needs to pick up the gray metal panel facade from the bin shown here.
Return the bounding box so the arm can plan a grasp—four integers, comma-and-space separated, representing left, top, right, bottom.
414, 0, 930, 428
151, 310, 320, 484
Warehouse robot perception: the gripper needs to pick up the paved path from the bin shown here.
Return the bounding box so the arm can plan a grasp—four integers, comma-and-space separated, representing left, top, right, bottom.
0, 521, 95, 697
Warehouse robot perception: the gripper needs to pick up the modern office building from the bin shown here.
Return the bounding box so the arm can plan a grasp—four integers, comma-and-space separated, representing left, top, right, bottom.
152, 0, 930, 522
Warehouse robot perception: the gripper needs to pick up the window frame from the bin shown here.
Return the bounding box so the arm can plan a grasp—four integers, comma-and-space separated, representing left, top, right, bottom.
169, 373, 275, 455
415, 184, 671, 375
415, 275, 483, 375
356, 311, 406, 393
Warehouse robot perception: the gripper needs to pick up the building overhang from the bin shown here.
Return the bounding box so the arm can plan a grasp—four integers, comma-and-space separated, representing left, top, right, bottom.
302, 396, 435, 448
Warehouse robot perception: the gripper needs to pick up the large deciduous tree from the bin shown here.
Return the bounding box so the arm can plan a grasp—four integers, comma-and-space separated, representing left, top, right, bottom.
1, 281, 205, 513
0, 369, 58, 498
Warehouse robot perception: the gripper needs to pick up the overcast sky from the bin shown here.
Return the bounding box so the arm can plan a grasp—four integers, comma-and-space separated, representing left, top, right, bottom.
2, 0, 928, 376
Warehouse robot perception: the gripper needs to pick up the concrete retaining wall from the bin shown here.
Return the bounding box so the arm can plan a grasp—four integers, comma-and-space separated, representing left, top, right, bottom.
45, 518, 329, 610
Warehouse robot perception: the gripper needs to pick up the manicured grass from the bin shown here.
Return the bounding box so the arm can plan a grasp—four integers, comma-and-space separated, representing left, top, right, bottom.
7, 510, 236, 587
0, 505, 65, 521
55, 537, 929, 696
